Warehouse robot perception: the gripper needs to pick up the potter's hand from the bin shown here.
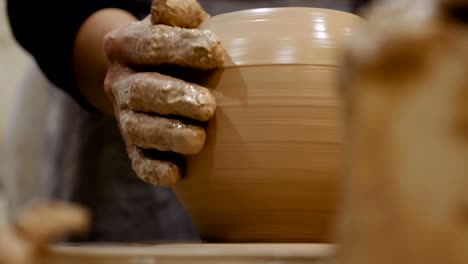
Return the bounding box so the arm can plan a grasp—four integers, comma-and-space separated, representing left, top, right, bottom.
103, 0, 224, 186
0, 201, 90, 264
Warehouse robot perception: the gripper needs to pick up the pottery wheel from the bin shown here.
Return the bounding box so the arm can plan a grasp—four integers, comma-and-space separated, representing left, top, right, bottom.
39, 243, 333, 264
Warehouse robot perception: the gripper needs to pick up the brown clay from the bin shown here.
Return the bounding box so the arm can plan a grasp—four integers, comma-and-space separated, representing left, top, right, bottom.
171, 7, 363, 242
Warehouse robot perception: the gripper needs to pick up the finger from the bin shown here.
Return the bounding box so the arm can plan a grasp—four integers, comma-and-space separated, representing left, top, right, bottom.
114, 72, 216, 121
142, 15, 152, 24
128, 146, 181, 186
13, 201, 90, 244
120, 110, 206, 155
151, 0, 210, 28
104, 22, 224, 69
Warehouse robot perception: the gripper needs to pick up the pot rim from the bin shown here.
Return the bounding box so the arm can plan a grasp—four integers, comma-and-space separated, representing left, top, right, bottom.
200, 7, 364, 67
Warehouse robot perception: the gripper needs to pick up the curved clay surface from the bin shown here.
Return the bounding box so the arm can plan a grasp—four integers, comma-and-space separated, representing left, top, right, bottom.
174, 7, 363, 242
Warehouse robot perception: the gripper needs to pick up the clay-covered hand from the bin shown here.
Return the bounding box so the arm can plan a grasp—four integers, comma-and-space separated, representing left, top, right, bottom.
104, 0, 224, 186
0, 201, 90, 264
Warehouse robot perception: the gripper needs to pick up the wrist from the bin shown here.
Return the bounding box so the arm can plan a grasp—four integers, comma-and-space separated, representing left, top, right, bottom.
73, 8, 137, 116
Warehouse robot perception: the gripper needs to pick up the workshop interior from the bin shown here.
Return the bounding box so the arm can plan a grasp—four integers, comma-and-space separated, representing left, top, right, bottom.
0, 0, 466, 263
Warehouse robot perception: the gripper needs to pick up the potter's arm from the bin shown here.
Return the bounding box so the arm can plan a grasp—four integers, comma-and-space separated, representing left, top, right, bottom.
74, 9, 138, 115
6, 0, 150, 114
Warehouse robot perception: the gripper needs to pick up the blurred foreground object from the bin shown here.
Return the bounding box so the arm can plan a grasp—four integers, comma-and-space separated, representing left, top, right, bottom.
0, 201, 90, 264
334, 0, 468, 263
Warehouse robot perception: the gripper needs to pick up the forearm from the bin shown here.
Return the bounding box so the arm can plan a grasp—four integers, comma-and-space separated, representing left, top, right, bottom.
73, 8, 137, 116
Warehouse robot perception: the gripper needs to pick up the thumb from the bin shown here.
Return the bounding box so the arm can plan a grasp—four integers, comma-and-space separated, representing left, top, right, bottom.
151, 0, 210, 28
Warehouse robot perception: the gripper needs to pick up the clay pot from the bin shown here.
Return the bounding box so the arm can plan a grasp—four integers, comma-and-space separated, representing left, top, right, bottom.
174, 7, 362, 242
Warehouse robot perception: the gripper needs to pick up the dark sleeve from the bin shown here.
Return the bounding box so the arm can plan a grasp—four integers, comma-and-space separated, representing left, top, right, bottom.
351, 0, 372, 14
6, 0, 151, 111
